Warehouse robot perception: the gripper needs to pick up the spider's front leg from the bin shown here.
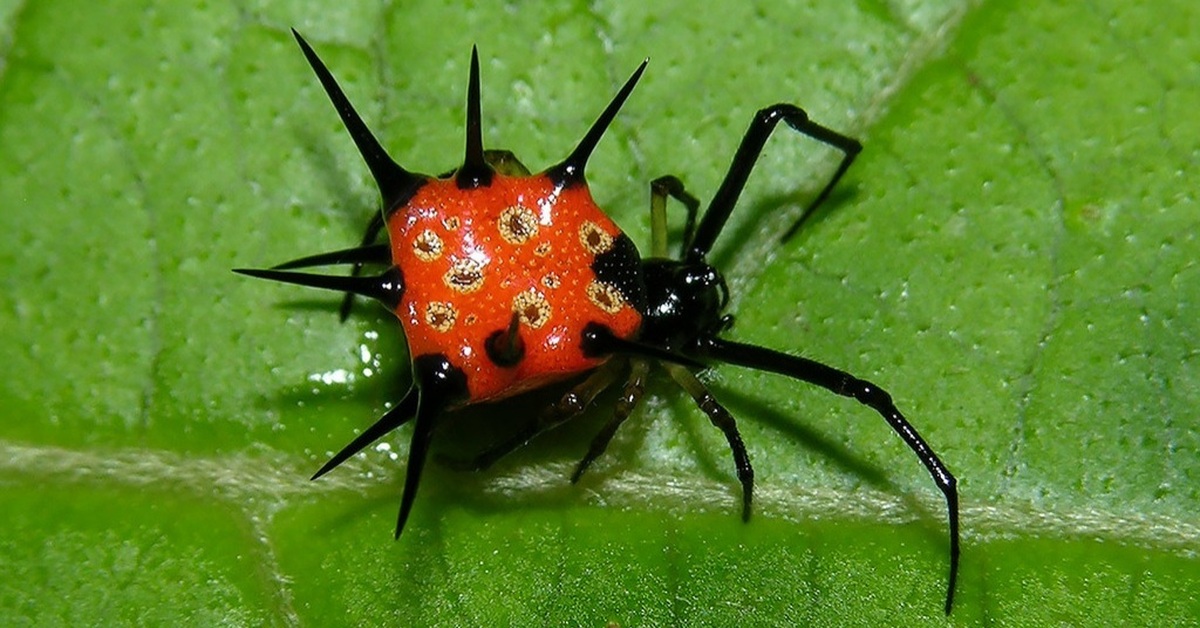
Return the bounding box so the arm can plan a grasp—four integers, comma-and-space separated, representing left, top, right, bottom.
688, 104, 862, 261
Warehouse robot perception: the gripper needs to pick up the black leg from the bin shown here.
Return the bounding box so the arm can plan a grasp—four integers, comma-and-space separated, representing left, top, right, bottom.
337, 212, 387, 321
440, 361, 623, 472
439, 422, 532, 473
580, 322, 704, 369
697, 336, 959, 614
395, 354, 468, 539
269, 243, 391, 270
311, 387, 419, 480
572, 358, 649, 482
686, 105, 861, 262
648, 176, 701, 258
665, 364, 755, 521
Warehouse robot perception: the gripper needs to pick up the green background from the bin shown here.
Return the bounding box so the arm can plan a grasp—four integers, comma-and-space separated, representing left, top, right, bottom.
1, 0, 1197, 625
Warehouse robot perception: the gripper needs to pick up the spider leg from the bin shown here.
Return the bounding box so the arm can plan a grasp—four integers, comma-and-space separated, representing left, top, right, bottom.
337, 211, 387, 321
580, 322, 704, 369
697, 336, 959, 614
268, 243, 391, 270
687, 104, 861, 262
648, 175, 701, 258
439, 360, 624, 472
664, 363, 755, 521
572, 358, 650, 482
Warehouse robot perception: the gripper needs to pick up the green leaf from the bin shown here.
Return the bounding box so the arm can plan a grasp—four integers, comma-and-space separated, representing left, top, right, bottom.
2, 1, 1197, 625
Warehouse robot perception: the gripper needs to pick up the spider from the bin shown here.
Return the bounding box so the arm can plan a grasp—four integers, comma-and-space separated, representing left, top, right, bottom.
236, 31, 960, 613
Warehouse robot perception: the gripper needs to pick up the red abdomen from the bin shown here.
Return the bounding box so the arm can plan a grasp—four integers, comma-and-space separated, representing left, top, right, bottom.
389, 174, 643, 402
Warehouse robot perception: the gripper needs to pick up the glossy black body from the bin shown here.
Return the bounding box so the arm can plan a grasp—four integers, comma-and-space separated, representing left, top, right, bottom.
638, 259, 729, 351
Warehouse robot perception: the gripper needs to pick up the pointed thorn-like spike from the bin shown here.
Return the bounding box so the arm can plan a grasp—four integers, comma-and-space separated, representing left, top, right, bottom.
269, 243, 392, 270
310, 389, 419, 480
456, 45, 493, 189
395, 354, 467, 539
547, 59, 648, 187
485, 311, 526, 367
234, 266, 405, 310
292, 29, 425, 208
